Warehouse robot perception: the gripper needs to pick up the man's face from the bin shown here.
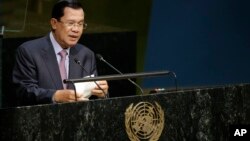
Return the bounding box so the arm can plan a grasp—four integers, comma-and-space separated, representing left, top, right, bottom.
51, 7, 85, 48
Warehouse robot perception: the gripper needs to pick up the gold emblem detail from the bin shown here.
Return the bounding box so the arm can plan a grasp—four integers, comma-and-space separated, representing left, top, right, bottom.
125, 102, 164, 141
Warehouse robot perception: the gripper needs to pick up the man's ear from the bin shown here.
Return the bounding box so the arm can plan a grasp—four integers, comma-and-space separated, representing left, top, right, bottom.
50, 18, 57, 30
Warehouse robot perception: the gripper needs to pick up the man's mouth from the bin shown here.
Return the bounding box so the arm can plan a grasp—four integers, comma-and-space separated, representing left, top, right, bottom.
69, 35, 78, 38
68, 35, 79, 41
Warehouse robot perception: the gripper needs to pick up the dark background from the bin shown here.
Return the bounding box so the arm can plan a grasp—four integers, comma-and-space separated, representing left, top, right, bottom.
144, 0, 250, 89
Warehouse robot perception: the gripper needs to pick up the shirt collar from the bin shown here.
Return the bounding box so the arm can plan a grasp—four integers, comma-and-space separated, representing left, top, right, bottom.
49, 32, 70, 55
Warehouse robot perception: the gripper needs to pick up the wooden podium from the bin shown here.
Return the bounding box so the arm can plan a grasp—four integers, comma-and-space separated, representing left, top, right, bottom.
0, 83, 250, 140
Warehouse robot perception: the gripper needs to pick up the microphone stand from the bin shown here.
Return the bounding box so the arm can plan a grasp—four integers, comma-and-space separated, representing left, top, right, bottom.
73, 58, 108, 98
96, 54, 145, 95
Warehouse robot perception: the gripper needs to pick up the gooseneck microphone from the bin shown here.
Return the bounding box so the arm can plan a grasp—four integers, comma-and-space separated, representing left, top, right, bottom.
74, 58, 108, 98
96, 54, 144, 95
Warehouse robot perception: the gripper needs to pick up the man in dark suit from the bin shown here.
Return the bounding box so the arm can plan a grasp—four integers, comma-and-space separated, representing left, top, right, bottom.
12, 0, 108, 106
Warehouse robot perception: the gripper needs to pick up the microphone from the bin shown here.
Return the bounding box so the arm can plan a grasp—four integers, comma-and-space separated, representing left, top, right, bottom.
96, 54, 144, 95
73, 58, 108, 98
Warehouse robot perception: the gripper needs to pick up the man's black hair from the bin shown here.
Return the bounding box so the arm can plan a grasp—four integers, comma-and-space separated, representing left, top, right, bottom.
51, 0, 83, 20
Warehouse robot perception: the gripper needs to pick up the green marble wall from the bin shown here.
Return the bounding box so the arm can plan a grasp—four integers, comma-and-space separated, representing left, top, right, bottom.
0, 83, 249, 140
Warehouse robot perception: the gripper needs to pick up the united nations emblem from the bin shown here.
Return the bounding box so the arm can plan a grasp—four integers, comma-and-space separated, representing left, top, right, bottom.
125, 102, 164, 141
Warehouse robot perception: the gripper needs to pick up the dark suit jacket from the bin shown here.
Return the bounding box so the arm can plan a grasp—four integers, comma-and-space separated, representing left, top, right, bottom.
12, 33, 97, 106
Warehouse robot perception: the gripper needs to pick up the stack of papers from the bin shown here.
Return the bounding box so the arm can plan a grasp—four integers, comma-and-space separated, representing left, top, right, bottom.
74, 75, 96, 99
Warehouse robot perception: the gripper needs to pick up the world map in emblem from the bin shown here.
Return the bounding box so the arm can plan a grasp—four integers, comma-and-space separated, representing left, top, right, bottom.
125, 102, 164, 141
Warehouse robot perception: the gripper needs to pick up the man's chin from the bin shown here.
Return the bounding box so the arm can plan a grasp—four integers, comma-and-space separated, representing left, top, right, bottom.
67, 42, 77, 47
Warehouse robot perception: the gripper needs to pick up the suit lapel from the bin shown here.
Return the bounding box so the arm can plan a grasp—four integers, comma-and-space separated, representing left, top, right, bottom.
42, 36, 64, 89
40, 36, 83, 90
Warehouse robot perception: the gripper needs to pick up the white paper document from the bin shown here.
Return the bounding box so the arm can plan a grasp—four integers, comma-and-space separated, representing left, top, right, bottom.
74, 75, 97, 99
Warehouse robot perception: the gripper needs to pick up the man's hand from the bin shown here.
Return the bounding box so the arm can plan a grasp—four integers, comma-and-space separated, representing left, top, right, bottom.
53, 89, 89, 103
91, 80, 109, 98
53, 80, 108, 103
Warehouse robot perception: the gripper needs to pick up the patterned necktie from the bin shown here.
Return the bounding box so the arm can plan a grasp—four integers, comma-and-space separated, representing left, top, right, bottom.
58, 50, 68, 89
